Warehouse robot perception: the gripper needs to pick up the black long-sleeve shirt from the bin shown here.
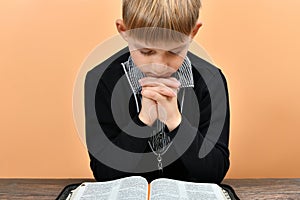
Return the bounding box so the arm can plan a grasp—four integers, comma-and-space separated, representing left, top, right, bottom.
85, 48, 230, 184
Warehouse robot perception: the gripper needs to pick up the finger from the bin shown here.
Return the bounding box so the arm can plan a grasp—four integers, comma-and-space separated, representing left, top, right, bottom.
142, 85, 177, 97
155, 77, 180, 89
140, 79, 166, 88
140, 77, 180, 88
141, 88, 168, 102
139, 77, 180, 89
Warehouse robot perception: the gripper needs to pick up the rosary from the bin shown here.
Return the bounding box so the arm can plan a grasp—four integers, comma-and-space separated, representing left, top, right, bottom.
148, 121, 173, 174
121, 56, 192, 174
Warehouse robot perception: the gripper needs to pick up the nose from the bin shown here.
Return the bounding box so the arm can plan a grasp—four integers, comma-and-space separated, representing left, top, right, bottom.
150, 63, 169, 76
149, 55, 174, 77
154, 54, 168, 67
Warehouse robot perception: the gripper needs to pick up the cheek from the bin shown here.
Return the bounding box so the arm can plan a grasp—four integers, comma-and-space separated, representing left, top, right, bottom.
130, 51, 148, 66
169, 56, 185, 70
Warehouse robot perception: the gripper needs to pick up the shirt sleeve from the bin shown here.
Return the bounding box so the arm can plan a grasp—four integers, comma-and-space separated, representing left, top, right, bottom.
85, 72, 152, 181
165, 69, 230, 183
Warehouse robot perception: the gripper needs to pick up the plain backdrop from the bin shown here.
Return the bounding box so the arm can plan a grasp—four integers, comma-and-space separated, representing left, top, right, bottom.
0, 0, 300, 178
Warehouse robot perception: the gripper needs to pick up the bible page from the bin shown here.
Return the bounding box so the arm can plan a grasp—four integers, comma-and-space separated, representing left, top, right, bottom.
149, 178, 226, 200
70, 176, 148, 200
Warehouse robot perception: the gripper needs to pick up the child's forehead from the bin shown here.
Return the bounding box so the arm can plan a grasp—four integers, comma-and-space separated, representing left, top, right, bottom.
128, 37, 190, 52
125, 27, 191, 52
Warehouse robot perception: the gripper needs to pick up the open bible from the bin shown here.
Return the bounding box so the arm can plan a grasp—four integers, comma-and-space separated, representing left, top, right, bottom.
66, 176, 233, 200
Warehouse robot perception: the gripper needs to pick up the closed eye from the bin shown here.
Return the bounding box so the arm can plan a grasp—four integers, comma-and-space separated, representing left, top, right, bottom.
140, 50, 155, 56
168, 51, 177, 55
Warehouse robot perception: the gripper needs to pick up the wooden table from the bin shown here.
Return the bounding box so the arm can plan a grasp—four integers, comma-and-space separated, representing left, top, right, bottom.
223, 179, 300, 199
0, 178, 299, 199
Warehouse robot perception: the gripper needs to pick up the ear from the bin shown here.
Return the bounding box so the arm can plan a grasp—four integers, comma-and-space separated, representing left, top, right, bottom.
115, 19, 128, 41
190, 21, 203, 39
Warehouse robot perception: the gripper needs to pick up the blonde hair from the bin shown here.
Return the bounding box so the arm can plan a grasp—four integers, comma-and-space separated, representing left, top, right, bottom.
122, 0, 201, 43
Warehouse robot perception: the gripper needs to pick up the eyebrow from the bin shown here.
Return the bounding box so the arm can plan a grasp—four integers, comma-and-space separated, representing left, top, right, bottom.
139, 45, 187, 52
140, 48, 153, 51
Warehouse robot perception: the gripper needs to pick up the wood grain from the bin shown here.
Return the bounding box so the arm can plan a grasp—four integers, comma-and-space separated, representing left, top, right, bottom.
223, 179, 300, 199
0, 178, 299, 199
0, 179, 93, 200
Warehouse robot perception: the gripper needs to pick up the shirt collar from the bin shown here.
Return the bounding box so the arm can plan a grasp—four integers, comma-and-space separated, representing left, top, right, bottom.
122, 56, 194, 94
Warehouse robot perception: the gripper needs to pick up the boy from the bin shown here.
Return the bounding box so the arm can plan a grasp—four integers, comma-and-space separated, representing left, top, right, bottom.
85, 0, 230, 184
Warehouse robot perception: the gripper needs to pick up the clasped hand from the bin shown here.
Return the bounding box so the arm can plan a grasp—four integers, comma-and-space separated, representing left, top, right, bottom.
138, 77, 181, 131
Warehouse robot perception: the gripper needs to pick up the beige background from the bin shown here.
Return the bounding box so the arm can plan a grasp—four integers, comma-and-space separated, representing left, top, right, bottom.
1, 0, 299, 179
